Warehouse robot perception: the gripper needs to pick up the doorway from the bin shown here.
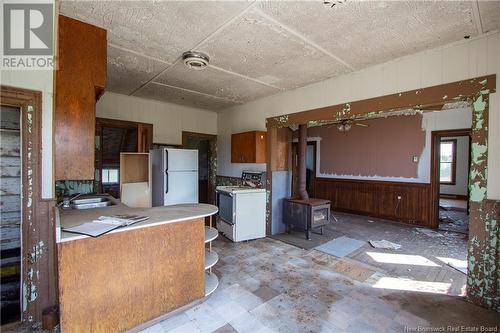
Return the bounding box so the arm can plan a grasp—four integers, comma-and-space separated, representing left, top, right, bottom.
291, 141, 317, 197
182, 131, 217, 204
431, 129, 471, 234
0, 105, 22, 325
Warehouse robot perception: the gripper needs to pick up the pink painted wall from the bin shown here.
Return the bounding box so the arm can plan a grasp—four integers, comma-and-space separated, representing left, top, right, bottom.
307, 115, 425, 178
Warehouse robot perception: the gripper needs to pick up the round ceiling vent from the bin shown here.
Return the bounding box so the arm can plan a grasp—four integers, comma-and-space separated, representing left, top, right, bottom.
182, 51, 209, 70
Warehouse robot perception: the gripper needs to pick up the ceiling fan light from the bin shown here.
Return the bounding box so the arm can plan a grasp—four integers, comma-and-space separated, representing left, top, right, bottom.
337, 124, 344, 132
344, 123, 352, 131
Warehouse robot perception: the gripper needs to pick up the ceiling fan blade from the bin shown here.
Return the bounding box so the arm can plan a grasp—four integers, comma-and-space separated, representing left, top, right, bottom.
355, 123, 369, 127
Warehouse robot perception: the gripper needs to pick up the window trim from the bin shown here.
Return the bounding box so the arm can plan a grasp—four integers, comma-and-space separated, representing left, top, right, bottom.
439, 139, 457, 185
102, 168, 120, 185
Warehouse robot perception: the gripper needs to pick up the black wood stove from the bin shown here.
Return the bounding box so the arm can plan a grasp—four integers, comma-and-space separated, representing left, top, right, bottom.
283, 198, 331, 240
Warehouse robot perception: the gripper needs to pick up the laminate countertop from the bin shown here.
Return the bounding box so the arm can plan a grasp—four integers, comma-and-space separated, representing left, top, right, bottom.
56, 203, 218, 243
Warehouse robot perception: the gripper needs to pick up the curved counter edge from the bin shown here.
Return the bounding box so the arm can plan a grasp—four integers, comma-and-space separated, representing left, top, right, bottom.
56, 203, 218, 243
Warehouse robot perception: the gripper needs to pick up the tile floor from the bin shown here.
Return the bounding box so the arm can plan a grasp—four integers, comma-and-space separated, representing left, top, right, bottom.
138, 214, 498, 333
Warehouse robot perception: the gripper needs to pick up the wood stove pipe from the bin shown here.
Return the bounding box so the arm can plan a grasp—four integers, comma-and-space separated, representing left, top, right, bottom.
298, 124, 309, 200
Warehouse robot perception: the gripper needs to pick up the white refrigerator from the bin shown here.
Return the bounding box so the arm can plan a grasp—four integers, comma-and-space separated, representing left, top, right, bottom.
151, 148, 199, 206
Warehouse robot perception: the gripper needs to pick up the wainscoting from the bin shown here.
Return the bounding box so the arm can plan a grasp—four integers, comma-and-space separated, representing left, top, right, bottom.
314, 178, 433, 228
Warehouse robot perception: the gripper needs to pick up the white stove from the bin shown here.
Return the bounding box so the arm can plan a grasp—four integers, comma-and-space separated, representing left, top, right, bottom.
215, 185, 266, 194
216, 172, 266, 242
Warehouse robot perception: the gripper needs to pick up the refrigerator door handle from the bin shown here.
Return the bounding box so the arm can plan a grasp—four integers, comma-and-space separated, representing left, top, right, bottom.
165, 149, 169, 171
165, 170, 169, 194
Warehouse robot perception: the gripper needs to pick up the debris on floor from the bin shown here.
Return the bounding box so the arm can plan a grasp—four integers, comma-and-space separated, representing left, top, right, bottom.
415, 227, 444, 238
439, 208, 469, 234
369, 239, 402, 250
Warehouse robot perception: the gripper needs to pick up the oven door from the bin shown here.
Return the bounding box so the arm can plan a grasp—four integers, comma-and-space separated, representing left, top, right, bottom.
217, 191, 235, 225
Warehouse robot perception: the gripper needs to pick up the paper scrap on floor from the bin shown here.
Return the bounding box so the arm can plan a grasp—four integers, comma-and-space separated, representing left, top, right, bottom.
369, 240, 401, 250
415, 228, 444, 238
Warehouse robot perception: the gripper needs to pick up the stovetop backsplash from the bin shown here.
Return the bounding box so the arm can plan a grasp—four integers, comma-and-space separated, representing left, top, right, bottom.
216, 175, 242, 187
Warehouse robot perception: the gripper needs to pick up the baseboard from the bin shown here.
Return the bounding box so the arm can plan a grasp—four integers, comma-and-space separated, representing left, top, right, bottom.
440, 194, 468, 200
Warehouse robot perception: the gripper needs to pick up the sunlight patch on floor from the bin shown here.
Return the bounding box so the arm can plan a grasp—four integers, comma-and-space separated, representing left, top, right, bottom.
366, 252, 440, 267
371, 277, 451, 294
435, 256, 467, 270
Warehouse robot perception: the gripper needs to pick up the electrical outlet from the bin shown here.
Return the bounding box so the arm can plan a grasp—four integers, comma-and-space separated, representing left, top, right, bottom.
412, 156, 418, 163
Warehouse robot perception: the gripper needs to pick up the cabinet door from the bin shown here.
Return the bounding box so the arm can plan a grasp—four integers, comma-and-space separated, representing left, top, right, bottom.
232, 132, 255, 163
54, 16, 106, 180
254, 131, 267, 163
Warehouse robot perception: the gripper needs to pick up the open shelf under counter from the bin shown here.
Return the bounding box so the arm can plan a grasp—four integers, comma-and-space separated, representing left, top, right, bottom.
205, 226, 219, 243
205, 272, 219, 297
205, 250, 219, 270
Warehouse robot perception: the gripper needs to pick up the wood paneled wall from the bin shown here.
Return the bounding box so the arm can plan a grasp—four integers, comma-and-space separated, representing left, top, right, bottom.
314, 178, 433, 228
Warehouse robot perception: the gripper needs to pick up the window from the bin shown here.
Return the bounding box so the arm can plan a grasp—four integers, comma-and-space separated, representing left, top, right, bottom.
102, 168, 119, 184
439, 140, 456, 184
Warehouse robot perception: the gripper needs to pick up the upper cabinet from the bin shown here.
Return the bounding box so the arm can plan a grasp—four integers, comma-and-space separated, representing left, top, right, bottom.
54, 15, 107, 180
231, 131, 267, 163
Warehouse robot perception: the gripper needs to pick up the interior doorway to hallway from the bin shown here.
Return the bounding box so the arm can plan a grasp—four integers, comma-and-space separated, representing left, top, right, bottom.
182, 131, 217, 205
431, 129, 471, 236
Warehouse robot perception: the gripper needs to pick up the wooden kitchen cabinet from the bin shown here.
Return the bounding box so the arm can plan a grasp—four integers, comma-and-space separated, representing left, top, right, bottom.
231, 131, 267, 163
54, 15, 107, 180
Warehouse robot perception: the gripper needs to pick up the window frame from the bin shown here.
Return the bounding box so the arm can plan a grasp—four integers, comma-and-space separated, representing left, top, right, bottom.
102, 168, 120, 185
439, 139, 457, 185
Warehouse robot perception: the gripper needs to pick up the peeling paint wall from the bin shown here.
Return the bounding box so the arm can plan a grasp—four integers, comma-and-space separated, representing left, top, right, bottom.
307, 114, 425, 180
466, 86, 499, 311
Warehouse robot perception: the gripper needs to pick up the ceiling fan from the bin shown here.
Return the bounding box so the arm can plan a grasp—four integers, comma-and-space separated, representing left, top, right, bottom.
330, 119, 369, 132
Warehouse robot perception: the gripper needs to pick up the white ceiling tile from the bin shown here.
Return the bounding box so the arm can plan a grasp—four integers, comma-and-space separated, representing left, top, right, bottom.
478, 1, 500, 33
258, 1, 478, 70
60, 1, 250, 63
60, 0, 499, 111
107, 45, 168, 95
153, 62, 281, 103
197, 9, 351, 90
134, 82, 238, 111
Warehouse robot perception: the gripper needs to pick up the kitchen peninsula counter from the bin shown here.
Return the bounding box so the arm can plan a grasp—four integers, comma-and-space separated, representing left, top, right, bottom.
56, 203, 218, 333
56, 203, 218, 242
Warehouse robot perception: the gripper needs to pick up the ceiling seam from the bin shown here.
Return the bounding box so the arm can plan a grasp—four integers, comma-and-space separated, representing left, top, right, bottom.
129, 1, 258, 98
253, 8, 355, 71
472, 0, 484, 35
129, 57, 181, 96
190, 1, 258, 50
208, 64, 283, 90
108, 43, 172, 65
150, 81, 243, 104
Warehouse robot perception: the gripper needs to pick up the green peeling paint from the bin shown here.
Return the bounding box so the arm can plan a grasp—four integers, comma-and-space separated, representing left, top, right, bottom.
473, 95, 486, 112
471, 143, 487, 165
470, 182, 487, 202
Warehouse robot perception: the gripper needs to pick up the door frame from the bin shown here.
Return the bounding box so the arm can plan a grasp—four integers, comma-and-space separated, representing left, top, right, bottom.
182, 131, 217, 205
1, 85, 56, 325
430, 128, 471, 228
